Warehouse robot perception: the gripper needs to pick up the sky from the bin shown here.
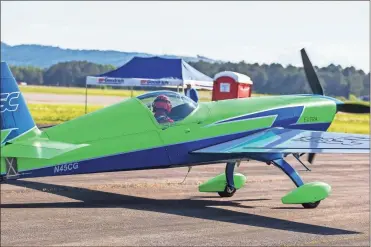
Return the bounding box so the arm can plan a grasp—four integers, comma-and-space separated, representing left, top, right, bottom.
1, 1, 370, 71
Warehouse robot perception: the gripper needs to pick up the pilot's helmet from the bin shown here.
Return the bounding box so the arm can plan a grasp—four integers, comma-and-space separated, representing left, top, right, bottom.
152, 95, 172, 114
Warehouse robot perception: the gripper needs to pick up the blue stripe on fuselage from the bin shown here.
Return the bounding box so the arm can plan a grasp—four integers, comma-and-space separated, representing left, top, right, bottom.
211, 106, 304, 127
16, 122, 331, 179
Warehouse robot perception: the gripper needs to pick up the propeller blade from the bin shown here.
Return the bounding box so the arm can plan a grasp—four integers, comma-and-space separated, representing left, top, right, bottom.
337, 103, 370, 114
300, 48, 324, 95
308, 153, 316, 164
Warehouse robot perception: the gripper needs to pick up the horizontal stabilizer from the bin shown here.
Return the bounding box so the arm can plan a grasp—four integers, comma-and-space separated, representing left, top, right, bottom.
192, 128, 370, 155
1, 139, 89, 159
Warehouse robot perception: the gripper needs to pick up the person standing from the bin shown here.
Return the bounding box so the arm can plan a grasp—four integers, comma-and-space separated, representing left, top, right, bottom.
184, 83, 199, 103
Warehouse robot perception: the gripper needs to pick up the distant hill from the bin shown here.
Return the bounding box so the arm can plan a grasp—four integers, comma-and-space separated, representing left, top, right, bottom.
0, 42, 221, 68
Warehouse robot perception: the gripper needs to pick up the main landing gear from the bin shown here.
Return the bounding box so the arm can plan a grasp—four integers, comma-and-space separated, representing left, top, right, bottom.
218, 162, 237, 197
198, 161, 247, 197
198, 156, 331, 209
268, 158, 330, 209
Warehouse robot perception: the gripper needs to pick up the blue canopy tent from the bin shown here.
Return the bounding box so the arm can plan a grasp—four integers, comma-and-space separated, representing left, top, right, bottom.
86, 56, 213, 89
84, 56, 213, 113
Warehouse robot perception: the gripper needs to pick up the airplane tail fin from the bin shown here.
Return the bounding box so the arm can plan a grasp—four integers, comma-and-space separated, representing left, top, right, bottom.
1, 61, 37, 145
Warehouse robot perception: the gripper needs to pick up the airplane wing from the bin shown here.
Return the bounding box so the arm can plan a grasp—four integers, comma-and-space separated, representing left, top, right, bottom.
1, 138, 89, 159
192, 128, 370, 154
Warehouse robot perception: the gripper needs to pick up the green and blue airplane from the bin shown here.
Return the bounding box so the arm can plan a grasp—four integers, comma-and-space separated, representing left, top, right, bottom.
1, 49, 369, 209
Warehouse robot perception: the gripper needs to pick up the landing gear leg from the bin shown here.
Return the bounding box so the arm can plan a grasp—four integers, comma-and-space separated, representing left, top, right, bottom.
271, 158, 322, 209
218, 162, 237, 197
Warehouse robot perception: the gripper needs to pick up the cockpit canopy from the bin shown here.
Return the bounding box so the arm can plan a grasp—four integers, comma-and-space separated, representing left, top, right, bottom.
137, 90, 198, 122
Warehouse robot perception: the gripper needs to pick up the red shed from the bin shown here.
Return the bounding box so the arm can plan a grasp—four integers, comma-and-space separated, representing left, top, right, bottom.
212, 71, 253, 101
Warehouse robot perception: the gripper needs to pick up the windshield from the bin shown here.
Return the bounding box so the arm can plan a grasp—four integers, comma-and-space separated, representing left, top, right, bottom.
137, 90, 198, 123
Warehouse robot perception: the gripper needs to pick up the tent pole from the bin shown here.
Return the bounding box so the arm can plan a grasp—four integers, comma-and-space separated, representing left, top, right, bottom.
85, 79, 88, 114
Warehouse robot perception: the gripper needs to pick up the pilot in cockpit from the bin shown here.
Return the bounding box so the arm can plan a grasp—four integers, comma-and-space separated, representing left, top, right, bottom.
152, 95, 174, 124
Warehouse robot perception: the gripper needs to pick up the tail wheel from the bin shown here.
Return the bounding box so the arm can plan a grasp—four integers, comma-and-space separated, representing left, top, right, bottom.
218, 186, 236, 197
302, 200, 321, 209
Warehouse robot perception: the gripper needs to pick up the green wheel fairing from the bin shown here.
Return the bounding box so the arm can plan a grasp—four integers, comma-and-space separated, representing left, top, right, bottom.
198, 173, 247, 192
281, 182, 331, 204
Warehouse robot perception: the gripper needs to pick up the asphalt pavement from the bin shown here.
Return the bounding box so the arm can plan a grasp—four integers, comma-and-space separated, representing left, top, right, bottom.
1, 154, 369, 246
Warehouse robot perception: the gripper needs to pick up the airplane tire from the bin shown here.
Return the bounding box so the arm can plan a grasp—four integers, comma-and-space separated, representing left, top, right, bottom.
218, 186, 236, 197
302, 200, 321, 209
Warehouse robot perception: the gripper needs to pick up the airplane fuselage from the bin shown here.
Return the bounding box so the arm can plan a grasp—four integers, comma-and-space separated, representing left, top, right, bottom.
1, 93, 340, 179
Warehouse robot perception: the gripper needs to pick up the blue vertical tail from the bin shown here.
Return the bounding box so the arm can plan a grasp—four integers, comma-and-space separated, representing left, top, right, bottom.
1, 61, 36, 145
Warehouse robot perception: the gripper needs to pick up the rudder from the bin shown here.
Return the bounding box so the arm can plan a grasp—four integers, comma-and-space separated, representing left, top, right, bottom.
1, 61, 36, 146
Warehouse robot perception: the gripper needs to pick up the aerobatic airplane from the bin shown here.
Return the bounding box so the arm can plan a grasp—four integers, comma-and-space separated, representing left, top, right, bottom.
1, 49, 369, 209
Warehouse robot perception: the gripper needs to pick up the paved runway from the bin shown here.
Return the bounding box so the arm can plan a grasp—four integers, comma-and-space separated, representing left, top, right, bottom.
24, 93, 125, 106
23, 92, 211, 106
1, 154, 369, 246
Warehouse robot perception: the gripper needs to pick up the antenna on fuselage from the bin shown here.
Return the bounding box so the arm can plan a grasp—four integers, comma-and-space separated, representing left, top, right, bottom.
179, 166, 192, 184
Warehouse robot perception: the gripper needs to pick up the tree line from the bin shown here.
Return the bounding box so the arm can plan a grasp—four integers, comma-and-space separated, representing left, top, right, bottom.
10, 60, 370, 98
10, 61, 115, 88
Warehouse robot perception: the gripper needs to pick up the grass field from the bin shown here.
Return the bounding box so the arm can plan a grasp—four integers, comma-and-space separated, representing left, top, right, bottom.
327, 113, 369, 134
29, 103, 369, 134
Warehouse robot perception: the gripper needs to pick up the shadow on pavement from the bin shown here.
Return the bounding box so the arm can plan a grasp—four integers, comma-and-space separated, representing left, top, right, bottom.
1, 180, 361, 236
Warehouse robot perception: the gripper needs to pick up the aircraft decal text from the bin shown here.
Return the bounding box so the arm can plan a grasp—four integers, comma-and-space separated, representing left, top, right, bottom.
0, 92, 20, 113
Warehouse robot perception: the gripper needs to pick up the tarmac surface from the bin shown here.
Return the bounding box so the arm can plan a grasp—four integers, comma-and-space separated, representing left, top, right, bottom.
24, 93, 124, 106
1, 154, 370, 246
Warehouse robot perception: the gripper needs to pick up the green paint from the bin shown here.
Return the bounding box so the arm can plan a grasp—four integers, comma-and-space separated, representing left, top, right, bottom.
1, 127, 43, 146
281, 182, 331, 204
1, 158, 5, 175
297, 100, 337, 124
1, 94, 339, 175
1, 139, 89, 159
12, 127, 43, 142
198, 173, 247, 192
1, 129, 13, 145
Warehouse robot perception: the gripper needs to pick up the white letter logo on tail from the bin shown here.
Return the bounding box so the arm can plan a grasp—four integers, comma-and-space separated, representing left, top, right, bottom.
0, 92, 20, 113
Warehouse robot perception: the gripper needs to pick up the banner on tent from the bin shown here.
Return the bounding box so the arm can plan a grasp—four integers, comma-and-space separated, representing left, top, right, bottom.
86, 76, 213, 90
86, 76, 184, 87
